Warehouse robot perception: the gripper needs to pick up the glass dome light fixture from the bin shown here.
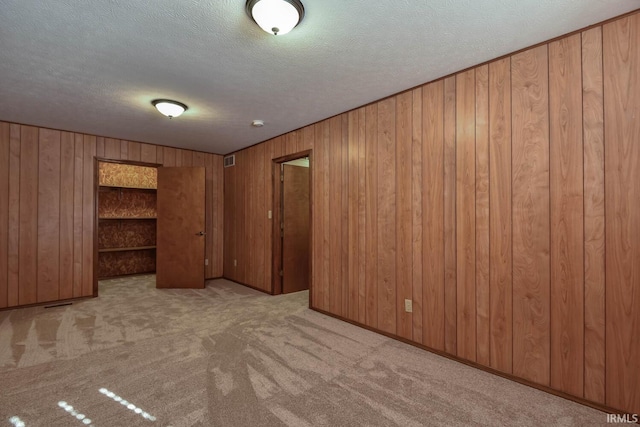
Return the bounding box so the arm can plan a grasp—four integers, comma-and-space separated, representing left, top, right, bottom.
246, 0, 305, 36
151, 99, 188, 118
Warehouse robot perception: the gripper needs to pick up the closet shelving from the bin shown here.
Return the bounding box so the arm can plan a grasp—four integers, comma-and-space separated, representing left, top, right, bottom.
97, 164, 158, 278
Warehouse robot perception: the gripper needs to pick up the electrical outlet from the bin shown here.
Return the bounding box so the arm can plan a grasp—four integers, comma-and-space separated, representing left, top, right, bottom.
233, 259, 237, 267
404, 299, 413, 313
205, 259, 209, 266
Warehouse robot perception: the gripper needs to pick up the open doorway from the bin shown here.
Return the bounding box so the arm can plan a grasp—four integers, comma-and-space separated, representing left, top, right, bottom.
272, 151, 312, 297
94, 159, 160, 295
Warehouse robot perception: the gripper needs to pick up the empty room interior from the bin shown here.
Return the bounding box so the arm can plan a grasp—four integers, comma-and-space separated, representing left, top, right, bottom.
1, 1, 639, 425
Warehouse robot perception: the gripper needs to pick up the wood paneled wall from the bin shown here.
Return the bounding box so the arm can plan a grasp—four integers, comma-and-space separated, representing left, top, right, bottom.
223, 128, 313, 292
603, 12, 640, 414
223, 12, 640, 414
0, 122, 224, 308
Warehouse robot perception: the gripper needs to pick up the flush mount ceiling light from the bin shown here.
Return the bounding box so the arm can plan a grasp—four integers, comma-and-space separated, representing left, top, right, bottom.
246, 0, 305, 36
151, 99, 188, 118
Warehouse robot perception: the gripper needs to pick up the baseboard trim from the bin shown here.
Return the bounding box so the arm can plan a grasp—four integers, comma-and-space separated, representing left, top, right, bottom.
309, 305, 629, 418
0, 295, 94, 312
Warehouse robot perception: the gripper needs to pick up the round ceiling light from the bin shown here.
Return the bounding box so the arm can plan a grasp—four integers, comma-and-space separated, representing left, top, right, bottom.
152, 99, 188, 118
246, 0, 305, 36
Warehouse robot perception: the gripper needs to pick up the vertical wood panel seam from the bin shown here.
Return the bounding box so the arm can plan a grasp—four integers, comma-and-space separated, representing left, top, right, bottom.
445, 83, 448, 344
36, 128, 39, 302
452, 78, 459, 348
17, 130, 20, 304
58, 138, 63, 301
1, 130, 3, 304
600, 23, 607, 405
454, 78, 458, 346
581, 29, 585, 400
580, 30, 586, 400
33, 128, 38, 303
548, 43, 553, 388
361, 116, 366, 320
443, 82, 447, 345
488, 66, 492, 366
80, 134, 84, 296
549, 44, 554, 387
394, 107, 398, 332
3, 138, 5, 302
475, 72, 479, 361
510, 56, 514, 371
472, 73, 477, 358
2, 126, 7, 304
360, 112, 365, 322
547, 43, 552, 386
14, 126, 20, 307
328, 131, 332, 309
80, 136, 84, 298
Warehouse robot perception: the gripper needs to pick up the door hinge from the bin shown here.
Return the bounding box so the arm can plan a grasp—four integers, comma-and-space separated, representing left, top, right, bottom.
280, 173, 284, 182
279, 270, 283, 277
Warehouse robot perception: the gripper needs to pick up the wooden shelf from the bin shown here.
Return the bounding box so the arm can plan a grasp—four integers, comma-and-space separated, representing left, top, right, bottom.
99, 217, 156, 220
99, 246, 156, 253
99, 185, 156, 191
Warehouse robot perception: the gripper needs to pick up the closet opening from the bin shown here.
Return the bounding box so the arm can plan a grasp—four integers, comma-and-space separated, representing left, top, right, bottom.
93, 159, 160, 295
271, 150, 312, 303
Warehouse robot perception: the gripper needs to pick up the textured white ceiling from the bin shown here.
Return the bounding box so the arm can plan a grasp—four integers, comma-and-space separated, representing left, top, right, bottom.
1, 0, 638, 154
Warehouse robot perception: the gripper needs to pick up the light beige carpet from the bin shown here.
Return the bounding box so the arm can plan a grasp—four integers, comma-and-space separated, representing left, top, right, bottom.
0, 275, 608, 426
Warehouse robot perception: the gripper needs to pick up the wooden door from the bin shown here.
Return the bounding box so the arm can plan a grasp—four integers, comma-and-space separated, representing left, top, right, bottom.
282, 164, 310, 293
156, 167, 205, 288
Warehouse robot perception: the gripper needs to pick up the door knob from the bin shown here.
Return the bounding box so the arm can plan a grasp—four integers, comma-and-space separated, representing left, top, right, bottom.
196, 231, 206, 236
